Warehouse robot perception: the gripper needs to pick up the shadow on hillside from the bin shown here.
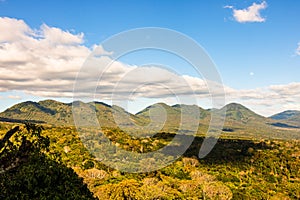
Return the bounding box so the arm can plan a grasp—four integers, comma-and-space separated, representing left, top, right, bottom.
0, 153, 97, 200
183, 136, 272, 164
268, 122, 299, 129
151, 132, 272, 164
0, 117, 46, 124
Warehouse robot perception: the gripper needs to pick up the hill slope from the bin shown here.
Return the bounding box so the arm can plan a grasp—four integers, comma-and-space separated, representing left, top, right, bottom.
0, 100, 299, 140
219, 103, 267, 123
0, 100, 69, 124
0, 100, 141, 127
270, 110, 300, 126
270, 110, 300, 120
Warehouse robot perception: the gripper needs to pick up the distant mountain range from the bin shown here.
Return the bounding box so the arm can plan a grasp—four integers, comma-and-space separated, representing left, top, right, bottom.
270, 110, 300, 127
0, 100, 299, 139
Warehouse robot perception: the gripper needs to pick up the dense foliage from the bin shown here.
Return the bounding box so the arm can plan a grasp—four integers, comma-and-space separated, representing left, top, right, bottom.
0, 123, 97, 200
0, 122, 299, 199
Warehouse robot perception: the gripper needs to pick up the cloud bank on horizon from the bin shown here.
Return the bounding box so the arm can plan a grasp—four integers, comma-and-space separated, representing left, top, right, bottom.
0, 16, 299, 116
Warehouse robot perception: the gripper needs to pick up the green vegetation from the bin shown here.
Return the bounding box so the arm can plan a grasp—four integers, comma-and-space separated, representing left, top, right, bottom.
0, 100, 299, 199
1, 122, 299, 199
1, 100, 299, 141
0, 123, 96, 200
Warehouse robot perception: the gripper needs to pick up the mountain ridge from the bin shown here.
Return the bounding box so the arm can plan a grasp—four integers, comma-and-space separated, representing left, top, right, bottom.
270, 110, 300, 120
270, 110, 300, 127
0, 100, 299, 133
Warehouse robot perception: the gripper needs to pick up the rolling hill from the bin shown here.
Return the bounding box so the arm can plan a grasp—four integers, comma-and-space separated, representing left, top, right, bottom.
0, 100, 141, 128
0, 100, 70, 124
220, 103, 266, 122
0, 100, 299, 140
135, 103, 207, 133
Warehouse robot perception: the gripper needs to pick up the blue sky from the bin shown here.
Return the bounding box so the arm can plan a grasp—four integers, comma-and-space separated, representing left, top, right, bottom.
0, 0, 300, 116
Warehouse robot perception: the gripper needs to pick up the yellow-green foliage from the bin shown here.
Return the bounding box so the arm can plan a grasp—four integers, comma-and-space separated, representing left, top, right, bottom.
0, 122, 299, 200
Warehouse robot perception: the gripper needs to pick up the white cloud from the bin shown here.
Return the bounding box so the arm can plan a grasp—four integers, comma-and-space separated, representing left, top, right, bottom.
223, 83, 300, 116
7, 95, 22, 100
41, 24, 84, 45
74, 60, 211, 101
92, 45, 113, 56
0, 17, 91, 96
269, 82, 300, 96
223, 5, 233, 9
225, 1, 267, 23
0, 17, 33, 42
1, 17, 299, 116
0, 17, 213, 102
296, 42, 300, 56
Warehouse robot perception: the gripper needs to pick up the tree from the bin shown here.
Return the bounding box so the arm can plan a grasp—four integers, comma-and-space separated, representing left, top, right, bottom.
0, 123, 97, 200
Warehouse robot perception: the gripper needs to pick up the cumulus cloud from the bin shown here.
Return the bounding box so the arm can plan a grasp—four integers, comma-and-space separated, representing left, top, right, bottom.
41, 24, 84, 45
225, 1, 267, 23
0, 17, 90, 95
74, 56, 211, 101
0, 17, 211, 101
0, 17, 299, 116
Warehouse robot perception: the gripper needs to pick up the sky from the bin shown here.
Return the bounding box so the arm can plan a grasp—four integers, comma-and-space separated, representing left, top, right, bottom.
0, 0, 300, 116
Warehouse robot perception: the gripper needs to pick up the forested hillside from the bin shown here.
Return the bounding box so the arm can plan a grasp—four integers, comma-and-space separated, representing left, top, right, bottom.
1, 122, 299, 199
